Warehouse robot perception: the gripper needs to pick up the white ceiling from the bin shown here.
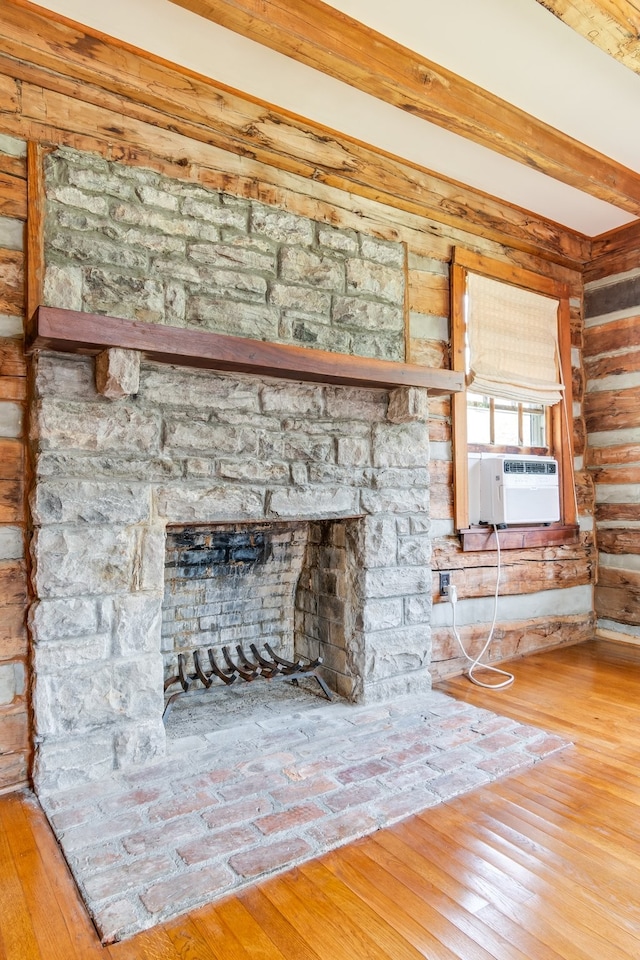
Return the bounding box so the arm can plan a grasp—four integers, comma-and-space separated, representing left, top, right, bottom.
32, 0, 640, 237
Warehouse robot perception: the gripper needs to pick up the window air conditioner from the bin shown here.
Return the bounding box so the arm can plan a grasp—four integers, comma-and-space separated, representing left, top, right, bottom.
479, 455, 560, 525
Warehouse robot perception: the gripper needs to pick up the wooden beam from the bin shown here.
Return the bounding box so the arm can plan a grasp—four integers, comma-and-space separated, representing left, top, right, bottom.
585, 218, 640, 282
26, 307, 465, 394
0, 1, 590, 266
169, 0, 640, 216
535, 0, 640, 75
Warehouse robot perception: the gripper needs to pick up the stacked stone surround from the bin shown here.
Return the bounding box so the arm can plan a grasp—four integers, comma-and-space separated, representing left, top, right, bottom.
43, 147, 406, 361
28, 352, 432, 793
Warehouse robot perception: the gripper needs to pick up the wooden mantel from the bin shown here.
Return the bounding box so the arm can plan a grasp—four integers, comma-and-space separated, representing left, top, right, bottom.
26, 307, 464, 394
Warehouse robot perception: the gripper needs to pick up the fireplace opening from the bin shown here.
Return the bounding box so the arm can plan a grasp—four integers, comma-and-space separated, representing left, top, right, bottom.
161, 518, 362, 735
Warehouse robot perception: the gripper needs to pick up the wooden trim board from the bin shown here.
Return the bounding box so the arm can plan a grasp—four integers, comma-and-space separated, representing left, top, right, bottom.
26, 306, 465, 394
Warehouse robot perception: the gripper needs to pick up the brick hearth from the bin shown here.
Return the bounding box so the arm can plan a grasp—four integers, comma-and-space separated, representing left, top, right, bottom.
38, 689, 569, 943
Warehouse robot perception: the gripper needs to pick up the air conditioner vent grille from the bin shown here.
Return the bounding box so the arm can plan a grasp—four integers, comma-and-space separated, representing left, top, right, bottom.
504, 460, 557, 476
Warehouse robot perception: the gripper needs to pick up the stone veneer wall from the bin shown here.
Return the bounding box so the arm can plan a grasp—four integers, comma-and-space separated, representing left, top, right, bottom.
28, 352, 432, 793
43, 148, 406, 361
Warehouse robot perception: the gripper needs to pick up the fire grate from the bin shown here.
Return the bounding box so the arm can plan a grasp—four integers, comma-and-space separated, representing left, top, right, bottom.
163, 643, 332, 721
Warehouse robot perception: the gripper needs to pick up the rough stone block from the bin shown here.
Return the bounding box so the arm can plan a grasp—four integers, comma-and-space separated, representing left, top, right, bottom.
269, 282, 331, 315
279, 247, 344, 290
30, 597, 100, 642
345, 259, 404, 304
260, 382, 324, 416
250, 204, 314, 245
332, 296, 403, 332
185, 297, 279, 340
404, 594, 432, 625
359, 235, 405, 266
397, 535, 432, 565
317, 224, 358, 255
360, 486, 430, 515
362, 515, 398, 566
372, 422, 429, 467
35, 354, 96, 400
31, 479, 149, 525
163, 418, 259, 455
269, 486, 359, 519
364, 566, 430, 599
34, 655, 164, 736
34, 732, 115, 794
140, 365, 260, 411
181, 196, 247, 229
279, 315, 352, 353
155, 484, 265, 523
83, 269, 165, 323
32, 526, 138, 599
95, 349, 141, 399
48, 184, 109, 215
34, 398, 161, 453
387, 387, 430, 424
336, 436, 371, 467
109, 595, 163, 656
360, 598, 404, 631
114, 719, 166, 770
43, 264, 83, 311
188, 239, 275, 273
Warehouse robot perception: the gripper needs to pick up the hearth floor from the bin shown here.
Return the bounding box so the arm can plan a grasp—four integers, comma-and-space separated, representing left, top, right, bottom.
38, 687, 570, 944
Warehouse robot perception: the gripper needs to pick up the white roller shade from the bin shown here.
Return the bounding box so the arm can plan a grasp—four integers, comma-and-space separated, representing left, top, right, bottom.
466, 272, 563, 406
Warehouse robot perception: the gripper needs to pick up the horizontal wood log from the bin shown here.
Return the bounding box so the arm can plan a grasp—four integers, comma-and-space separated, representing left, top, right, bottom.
596, 530, 640, 555
0, 376, 25, 401
0, 603, 26, 649
0, 709, 28, 754
0, 479, 22, 523
584, 315, 640, 357
170, 0, 640, 218
428, 418, 450, 443
0, 171, 26, 220
595, 503, 640, 522
598, 566, 640, 591
0, 338, 25, 378
433, 531, 594, 569
595, 585, 640, 626
408, 272, 449, 318
0, 152, 25, 180
534, 0, 640, 78
431, 555, 592, 602
431, 613, 593, 680
0, 1, 590, 265
428, 459, 452, 485
584, 349, 640, 382
429, 483, 453, 520
0, 439, 22, 479
0, 560, 27, 607
0, 752, 28, 792
586, 221, 640, 284
0, 248, 23, 316
26, 307, 464, 394
591, 464, 640, 484
585, 389, 640, 432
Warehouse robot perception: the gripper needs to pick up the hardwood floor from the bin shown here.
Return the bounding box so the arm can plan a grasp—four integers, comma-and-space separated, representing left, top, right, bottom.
2, 638, 640, 959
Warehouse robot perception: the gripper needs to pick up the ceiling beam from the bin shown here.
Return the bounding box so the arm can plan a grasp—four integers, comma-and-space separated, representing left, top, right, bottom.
169, 0, 640, 216
0, 0, 590, 265
535, 1, 640, 74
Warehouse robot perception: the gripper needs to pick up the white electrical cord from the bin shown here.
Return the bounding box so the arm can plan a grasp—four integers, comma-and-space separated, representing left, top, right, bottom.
448, 524, 514, 689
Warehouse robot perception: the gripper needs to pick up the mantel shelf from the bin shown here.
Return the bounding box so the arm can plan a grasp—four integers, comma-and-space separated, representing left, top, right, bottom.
26, 307, 464, 395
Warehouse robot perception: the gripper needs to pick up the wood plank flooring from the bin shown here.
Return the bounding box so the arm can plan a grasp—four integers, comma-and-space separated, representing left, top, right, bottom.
2, 638, 640, 959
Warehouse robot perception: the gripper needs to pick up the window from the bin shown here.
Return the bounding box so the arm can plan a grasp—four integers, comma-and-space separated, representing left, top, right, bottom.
451, 248, 577, 548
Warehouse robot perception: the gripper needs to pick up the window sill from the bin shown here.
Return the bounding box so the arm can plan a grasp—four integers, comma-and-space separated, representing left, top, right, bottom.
458, 523, 580, 552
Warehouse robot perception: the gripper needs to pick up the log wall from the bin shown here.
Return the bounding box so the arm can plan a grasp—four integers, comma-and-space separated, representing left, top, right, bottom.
0, 133, 28, 792
584, 270, 640, 642
0, 1, 598, 788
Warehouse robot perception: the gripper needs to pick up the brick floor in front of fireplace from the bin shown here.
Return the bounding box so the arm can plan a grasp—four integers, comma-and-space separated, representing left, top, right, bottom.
37, 685, 570, 944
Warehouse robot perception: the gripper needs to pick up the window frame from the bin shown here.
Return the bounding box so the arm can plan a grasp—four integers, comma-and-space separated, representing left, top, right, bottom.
451, 247, 578, 551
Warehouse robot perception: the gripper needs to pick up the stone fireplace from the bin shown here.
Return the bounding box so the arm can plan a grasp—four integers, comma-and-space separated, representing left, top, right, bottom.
28, 351, 433, 793
25, 145, 443, 796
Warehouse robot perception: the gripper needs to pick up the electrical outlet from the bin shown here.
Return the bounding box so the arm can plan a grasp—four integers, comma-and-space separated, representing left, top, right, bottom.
439, 572, 451, 596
